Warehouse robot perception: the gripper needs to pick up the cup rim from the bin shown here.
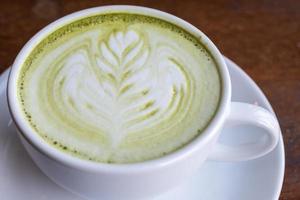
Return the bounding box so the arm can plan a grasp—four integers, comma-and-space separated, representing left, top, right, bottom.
7, 5, 231, 173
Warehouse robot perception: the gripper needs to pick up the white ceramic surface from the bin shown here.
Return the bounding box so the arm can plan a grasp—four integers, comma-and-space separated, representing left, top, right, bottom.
0, 57, 284, 200
7, 6, 281, 200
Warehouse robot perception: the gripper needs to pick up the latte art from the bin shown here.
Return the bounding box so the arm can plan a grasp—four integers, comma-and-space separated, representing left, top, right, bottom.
18, 14, 221, 163
48, 29, 190, 148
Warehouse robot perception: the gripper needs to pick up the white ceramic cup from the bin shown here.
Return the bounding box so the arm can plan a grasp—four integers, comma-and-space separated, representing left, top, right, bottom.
7, 5, 280, 200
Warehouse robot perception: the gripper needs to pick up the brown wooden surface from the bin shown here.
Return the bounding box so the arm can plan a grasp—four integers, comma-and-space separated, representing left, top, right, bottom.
0, 0, 299, 199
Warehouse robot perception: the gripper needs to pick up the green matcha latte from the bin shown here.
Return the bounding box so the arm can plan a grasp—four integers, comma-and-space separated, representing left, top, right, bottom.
18, 13, 221, 163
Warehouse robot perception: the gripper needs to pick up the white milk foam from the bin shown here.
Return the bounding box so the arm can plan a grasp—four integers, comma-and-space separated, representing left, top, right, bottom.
19, 14, 221, 163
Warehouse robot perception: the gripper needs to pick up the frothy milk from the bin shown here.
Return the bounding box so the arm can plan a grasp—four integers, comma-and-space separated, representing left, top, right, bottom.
18, 14, 221, 163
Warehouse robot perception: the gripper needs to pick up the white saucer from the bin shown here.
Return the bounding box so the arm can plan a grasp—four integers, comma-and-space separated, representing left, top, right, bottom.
0, 57, 284, 200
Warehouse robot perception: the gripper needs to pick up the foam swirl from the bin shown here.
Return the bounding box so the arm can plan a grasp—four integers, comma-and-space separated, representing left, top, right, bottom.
19, 15, 221, 163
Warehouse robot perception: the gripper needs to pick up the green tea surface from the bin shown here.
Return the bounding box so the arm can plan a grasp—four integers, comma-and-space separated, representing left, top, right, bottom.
19, 14, 221, 163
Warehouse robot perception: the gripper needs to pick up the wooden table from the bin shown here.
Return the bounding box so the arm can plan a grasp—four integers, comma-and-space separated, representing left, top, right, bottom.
0, 0, 299, 199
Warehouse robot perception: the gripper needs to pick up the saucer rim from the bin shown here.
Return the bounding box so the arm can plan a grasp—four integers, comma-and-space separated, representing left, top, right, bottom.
0, 56, 285, 199
224, 57, 285, 200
